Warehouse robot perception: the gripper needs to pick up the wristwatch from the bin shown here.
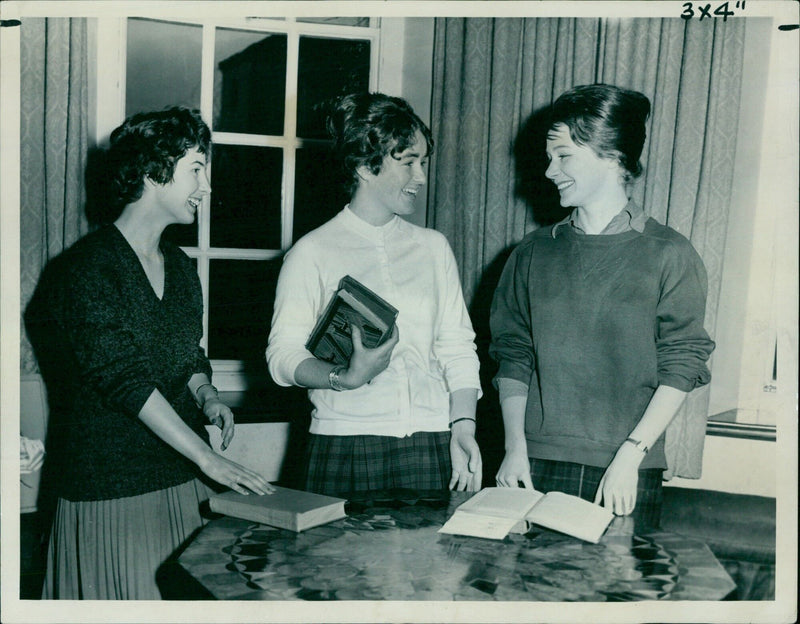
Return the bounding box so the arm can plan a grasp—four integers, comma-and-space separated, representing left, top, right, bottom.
625, 436, 649, 454
328, 365, 347, 392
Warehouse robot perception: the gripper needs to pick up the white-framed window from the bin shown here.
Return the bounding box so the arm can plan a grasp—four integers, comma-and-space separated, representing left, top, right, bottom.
92, 16, 396, 398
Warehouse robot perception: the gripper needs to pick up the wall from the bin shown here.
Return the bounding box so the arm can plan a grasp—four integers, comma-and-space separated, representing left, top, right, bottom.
207, 423, 289, 483
666, 435, 776, 498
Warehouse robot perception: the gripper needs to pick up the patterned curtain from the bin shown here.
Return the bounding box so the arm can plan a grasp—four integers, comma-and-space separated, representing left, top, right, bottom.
429, 17, 746, 479
20, 18, 89, 374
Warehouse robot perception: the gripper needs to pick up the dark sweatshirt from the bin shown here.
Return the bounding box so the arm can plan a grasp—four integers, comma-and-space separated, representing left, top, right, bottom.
489, 217, 715, 470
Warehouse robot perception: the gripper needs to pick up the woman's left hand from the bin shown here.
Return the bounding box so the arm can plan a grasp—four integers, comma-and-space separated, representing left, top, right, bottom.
593, 442, 644, 516
204, 398, 235, 451
449, 420, 482, 491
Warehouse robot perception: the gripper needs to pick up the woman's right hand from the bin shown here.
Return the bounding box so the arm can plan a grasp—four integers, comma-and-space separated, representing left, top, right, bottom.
198, 450, 275, 496
495, 446, 534, 489
339, 324, 399, 389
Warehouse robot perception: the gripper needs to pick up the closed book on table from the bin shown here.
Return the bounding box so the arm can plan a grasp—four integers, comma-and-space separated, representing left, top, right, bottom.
209, 485, 347, 532
306, 275, 398, 366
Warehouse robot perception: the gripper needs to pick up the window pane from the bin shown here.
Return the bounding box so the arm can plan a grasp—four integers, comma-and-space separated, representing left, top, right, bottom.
297, 17, 372, 27
294, 146, 349, 242
207, 259, 280, 361
162, 221, 198, 248
214, 28, 287, 135
210, 145, 282, 249
297, 37, 371, 139
126, 19, 201, 116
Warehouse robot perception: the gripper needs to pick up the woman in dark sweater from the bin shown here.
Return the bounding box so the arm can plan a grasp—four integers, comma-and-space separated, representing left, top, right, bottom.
489, 84, 715, 527
30, 107, 273, 599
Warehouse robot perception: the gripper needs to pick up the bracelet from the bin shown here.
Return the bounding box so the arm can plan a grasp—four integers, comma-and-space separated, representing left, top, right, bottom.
448, 417, 476, 428
328, 365, 347, 392
624, 436, 649, 454
194, 383, 218, 407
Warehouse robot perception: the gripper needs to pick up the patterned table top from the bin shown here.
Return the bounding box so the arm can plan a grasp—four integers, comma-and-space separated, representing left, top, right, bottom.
179, 490, 736, 601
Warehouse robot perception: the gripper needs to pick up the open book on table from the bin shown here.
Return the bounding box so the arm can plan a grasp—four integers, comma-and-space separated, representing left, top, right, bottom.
438, 487, 614, 543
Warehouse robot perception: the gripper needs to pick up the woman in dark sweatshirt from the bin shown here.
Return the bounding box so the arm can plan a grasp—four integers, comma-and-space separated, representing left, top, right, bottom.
29, 107, 272, 599
489, 84, 714, 527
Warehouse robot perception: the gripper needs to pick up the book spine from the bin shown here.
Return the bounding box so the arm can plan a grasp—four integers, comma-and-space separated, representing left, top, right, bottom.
337, 289, 388, 331
340, 276, 397, 319
209, 499, 299, 532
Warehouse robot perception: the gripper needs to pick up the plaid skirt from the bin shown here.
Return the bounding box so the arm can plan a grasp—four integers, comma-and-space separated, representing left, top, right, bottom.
529, 458, 664, 528
304, 431, 452, 498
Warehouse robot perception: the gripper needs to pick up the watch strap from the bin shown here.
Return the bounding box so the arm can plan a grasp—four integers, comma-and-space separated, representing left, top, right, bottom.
625, 436, 649, 454
328, 365, 347, 392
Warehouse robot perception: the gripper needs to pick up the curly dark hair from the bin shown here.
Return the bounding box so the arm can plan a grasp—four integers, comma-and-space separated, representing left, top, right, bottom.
549, 84, 651, 181
105, 107, 211, 218
326, 92, 433, 196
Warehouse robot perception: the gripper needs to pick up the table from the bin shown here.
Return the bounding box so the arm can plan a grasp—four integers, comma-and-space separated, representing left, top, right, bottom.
178, 490, 736, 601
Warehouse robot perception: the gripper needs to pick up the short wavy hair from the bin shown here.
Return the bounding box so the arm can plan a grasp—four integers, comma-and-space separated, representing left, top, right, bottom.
549, 84, 651, 181
106, 107, 211, 216
326, 92, 433, 195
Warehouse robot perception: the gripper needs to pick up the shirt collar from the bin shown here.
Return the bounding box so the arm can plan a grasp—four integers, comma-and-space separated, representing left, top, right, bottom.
341, 204, 400, 241
627, 202, 647, 232
551, 200, 646, 238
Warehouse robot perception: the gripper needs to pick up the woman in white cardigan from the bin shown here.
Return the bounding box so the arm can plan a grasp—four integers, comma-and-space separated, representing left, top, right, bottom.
267, 92, 483, 497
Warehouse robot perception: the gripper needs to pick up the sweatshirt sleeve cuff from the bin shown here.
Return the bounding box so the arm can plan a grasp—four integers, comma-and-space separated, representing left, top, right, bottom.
658, 373, 708, 393
493, 361, 531, 390
497, 377, 529, 402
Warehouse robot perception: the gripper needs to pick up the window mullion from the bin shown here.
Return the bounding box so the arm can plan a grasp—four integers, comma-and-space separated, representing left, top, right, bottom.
211, 132, 290, 148
373, 33, 381, 92
282, 24, 300, 252
198, 23, 216, 353
200, 23, 215, 129
93, 17, 127, 144
195, 253, 210, 354
199, 23, 215, 254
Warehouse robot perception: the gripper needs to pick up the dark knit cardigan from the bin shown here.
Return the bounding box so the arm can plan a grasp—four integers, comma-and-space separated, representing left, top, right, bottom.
30, 225, 212, 501
489, 218, 715, 471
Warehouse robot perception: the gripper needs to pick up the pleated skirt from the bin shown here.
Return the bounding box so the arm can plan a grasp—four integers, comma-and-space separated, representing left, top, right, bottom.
304, 430, 452, 498
41, 478, 211, 600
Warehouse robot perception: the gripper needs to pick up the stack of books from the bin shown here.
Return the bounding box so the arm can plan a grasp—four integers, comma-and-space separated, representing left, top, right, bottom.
305, 275, 398, 365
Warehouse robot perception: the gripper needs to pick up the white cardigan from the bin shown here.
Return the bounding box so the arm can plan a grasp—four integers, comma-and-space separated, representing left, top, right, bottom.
266, 206, 481, 437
